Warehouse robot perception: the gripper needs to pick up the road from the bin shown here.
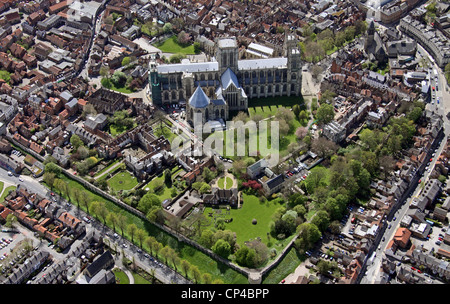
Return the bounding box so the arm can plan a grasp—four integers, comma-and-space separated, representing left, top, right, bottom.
0, 166, 190, 284
360, 42, 450, 284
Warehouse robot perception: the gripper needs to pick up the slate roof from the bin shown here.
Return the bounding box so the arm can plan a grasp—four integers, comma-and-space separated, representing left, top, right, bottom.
221, 68, 240, 89
157, 61, 218, 74
266, 174, 284, 189
238, 57, 287, 70
189, 86, 210, 108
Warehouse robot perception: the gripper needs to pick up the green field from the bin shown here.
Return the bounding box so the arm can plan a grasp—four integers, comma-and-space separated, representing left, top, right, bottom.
262, 247, 305, 284
108, 170, 139, 191
154, 36, 195, 55
204, 194, 284, 246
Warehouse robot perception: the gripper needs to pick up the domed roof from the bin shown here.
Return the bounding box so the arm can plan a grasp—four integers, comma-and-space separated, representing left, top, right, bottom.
189, 86, 210, 108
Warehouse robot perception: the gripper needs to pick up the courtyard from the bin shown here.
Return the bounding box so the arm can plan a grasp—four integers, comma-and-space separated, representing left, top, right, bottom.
108, 170, 139, 191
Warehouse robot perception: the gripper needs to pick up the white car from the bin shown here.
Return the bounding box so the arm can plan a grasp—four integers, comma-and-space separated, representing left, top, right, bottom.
18, 177, 23, 182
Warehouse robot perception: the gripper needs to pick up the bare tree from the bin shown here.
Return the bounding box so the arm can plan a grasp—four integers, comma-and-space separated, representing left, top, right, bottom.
311, 136, 338, 158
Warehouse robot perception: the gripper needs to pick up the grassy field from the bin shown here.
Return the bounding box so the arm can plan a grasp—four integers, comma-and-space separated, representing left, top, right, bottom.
108, 170, 139, 191
132, 272, 152, 284
154, 36, 195, 55
203, 194, 284, 246
261, 247, 305, 284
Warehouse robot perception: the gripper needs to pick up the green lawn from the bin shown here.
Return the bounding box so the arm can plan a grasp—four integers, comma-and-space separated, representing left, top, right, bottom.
153, 124, 176, 143
113, 269, 129, 284
154, 36, 196, 55
217, 176, 233, 190
204, 194, 283, 246
0, 186, 16, 203
262, 247, 305, 284
108, 170, 139, 191
132, 272, 151, 284
94, 160, 121, 177
143, 168, 185, 201
110, 122, 137, 137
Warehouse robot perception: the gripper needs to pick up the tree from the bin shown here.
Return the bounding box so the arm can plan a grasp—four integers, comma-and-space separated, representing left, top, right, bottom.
311, 64, 323, 82
45, 162, 61, 175
163, 22, 173, 33
316, 103, 335, 125
99, 65, 110, 78
107, 213, 118, 232
312, 210, 330, 232
190, 265, 202, 284
70, 134, 84, 150
117, 214, 128, 236
135, 229, 147, 249
177, 31, 191, 46
160, 246, 170, 264
212, 239, 231, 258
145, 236, 157, 256
82, 104, 97, 120
127, 223, 138, 243
93, 201, 108, 225
180, 259, 191, 278
293, 104, 301, 118
199, 184, 211, 194
121, 56, 131, 67
199, 229, 215, 248
202, 167, 215, 183
138, 193, 161, 214
169, 53, 186, 63
101, 77, 112, 89
235, 245, 257, 267
111, 71, 127, 87
202, 273, 213, 284
164, 169, 172, 187
295, 126, 308, 140
294, 222, 322, 253
193, 41, 201, 54
379, 155, 395, 180
43, 172, 56, 189
311, 136, 338, 159
153, 109, 166, 130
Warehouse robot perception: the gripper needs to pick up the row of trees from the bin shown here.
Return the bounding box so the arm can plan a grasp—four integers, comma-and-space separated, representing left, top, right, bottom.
43, 164, 226, 283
